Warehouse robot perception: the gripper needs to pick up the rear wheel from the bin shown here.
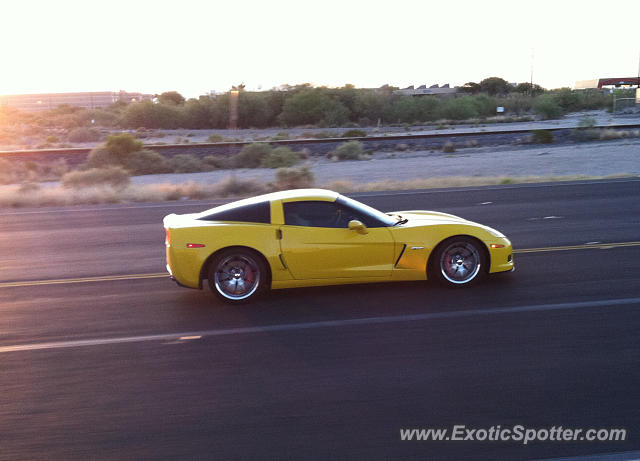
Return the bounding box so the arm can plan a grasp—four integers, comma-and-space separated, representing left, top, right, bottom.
207, 248, 267, 304
431, 237, 486, 287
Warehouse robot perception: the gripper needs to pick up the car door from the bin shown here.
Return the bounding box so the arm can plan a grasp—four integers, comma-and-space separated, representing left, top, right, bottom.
279, 200, 395, 280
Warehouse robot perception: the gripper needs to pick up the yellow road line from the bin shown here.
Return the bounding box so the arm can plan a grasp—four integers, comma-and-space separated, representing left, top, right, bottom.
1, 241, 639, 288
0, 273, 167, 288
514, 241, 640, 254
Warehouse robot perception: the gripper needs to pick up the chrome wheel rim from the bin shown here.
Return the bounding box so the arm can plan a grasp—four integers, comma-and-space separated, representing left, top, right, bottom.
214, 255, 260, 300
440, 242, 481, 284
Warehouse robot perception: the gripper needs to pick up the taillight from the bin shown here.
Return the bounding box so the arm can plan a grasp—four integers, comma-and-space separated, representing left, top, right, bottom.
165, 228, 171, 245
186, 243, 205, 248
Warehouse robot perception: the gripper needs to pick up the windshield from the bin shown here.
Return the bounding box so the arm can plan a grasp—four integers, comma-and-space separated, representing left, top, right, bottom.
337, 195, 398, 227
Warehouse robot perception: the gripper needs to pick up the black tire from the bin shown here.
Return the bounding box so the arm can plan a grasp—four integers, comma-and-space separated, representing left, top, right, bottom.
430, 236, 487, 287
207, 248, 268, 304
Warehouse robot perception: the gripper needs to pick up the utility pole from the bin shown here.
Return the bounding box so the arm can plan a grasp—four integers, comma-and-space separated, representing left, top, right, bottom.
530, 48, 534, 96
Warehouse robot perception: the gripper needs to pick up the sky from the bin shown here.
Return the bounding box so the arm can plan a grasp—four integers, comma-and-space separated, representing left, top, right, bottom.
2, 0, 639, 98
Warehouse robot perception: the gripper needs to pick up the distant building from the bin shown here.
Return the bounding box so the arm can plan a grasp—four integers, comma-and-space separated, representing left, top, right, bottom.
575, 78, 640, 90
394, 84, 458, 97
0, 91, 154, 112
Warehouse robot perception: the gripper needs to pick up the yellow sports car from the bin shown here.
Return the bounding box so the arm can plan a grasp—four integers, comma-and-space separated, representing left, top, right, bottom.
164, 189, 513, 303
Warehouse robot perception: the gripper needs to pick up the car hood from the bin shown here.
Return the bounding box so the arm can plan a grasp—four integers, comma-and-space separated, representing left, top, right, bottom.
390, 210, 472, 225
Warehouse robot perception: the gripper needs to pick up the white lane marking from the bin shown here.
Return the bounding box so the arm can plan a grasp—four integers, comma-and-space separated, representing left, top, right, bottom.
543, 215, 563, 219
480, 201, 493, 205
1, 297, 639, 354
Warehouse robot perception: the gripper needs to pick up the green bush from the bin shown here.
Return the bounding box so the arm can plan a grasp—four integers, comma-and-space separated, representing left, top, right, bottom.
260, 146, 301, 168
530, 130, 555, 144
233, 143, 273, 168
279, 89, 349, 126
439, 97, 480, 120
203, 155, 231, 170
68, 127, 101, 143
123, 150, 171, 174
105, 133, 143, 158
342, 129, 366, 138
532, 95, 563, 119
274, 166, 314, 190
167, 154, 205, 173
330, 140, 365, 161
86, 133, 170, 175
61, 166, 131, 189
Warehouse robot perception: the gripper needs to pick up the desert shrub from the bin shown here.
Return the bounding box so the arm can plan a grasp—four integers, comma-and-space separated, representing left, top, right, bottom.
68, 127, 101, 143
123, 150, 171, 174
442, 141, 456, 153
105, 133, 143, 158
0, 159, 27, 184
330, 140, 365, 161
530, 130, 555, 144
45, 135, 59, 143
203, 155, 231, 170
39, 158, 70, 180
342, 129, 366, 138
61, 166, 131, 189
86, 133, 169, 174
260, 146, 300, 168
532, 95, 563, 119
214, 175, 266, 197
233, 143, 272, 168
207, 134, 224, 142
274, 166, 314, 190
166, 154, 205, 173
86, 147, 115, 169
599, 129, 628, 140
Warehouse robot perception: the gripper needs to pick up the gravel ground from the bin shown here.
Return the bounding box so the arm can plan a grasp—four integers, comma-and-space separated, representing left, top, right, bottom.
132, 110, 640, 144
130, 137, 640, 187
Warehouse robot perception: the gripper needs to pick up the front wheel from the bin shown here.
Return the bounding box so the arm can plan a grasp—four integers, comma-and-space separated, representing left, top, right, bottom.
208, 248, 267, 304
431, 237, 486, 287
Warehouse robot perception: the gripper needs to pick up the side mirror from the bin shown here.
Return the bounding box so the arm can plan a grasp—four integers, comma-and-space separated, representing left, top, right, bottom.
348, 219, 368, 234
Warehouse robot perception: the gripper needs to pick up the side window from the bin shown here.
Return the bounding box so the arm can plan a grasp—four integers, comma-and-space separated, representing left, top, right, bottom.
283, 201, 369, 228
198, 201, 270, 223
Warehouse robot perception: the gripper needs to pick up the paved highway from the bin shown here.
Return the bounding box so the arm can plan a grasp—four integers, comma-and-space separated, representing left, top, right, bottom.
1, 179, 639, 460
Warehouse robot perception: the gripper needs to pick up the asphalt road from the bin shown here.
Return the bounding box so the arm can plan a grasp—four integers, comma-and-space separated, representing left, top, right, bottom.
1, 178, 639, 460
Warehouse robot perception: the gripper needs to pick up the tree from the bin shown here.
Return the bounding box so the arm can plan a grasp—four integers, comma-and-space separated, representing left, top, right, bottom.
157, 91, 185, 105
278, 89, 349, 126
479, 77, 511, 96
460, 82, 481, 94
514, 82, 544, 96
